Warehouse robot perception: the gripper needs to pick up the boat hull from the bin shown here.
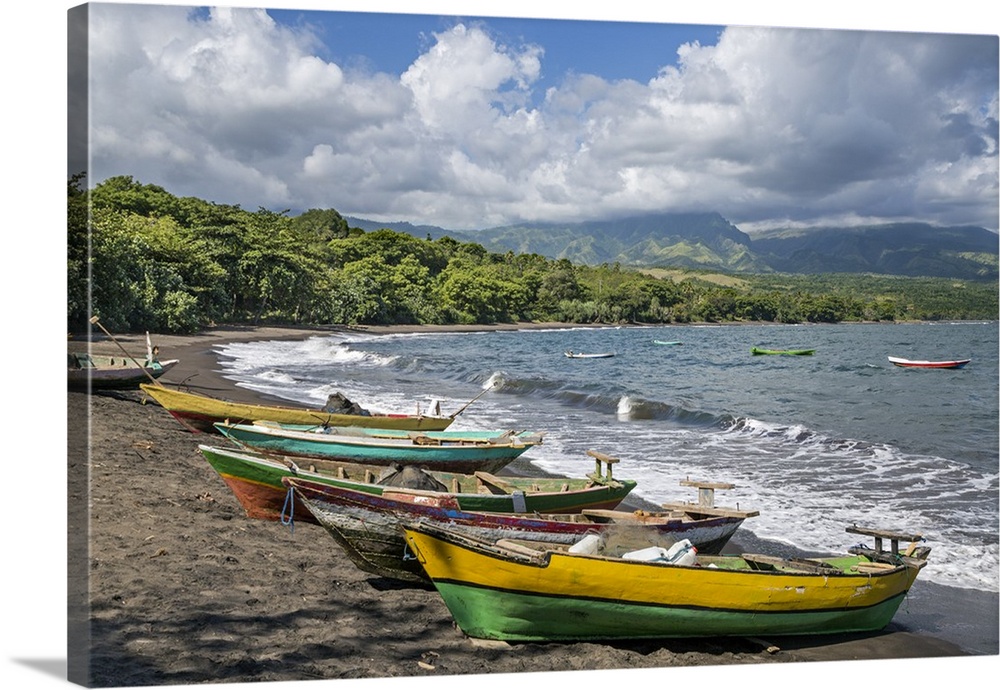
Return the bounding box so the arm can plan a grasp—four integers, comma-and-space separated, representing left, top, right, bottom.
140, 384, 453, 433
751, 348, 814, 356
199, 445, 637, 525
285, 478, 747, 583
69, 358, 178, 390
403, 524, 925, 641
888, 356, 970, 369
215, 423, 540, 474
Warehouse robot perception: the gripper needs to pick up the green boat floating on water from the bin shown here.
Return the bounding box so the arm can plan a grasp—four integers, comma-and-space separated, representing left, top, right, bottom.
751, 347, 815, 356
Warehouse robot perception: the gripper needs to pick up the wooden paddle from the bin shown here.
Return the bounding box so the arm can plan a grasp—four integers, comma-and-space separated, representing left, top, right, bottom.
89, 316, 163, 386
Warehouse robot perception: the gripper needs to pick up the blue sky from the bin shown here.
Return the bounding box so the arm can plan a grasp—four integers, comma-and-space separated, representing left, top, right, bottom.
265, 8, 725, 95
64, 1, 1000, 232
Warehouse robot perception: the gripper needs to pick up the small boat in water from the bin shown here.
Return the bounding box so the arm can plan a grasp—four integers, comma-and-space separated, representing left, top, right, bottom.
402, 522, 930, 641
751, 347, 815, 356
652, 340, 682, 346
565, 351, 615, 359
888, 356, 970, 369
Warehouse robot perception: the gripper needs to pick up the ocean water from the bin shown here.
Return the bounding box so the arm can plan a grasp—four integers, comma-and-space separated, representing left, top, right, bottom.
213, 322, 999, 649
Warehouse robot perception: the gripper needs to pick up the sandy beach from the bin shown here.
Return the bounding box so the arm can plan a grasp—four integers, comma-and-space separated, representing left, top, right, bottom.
63, 324, 984, 688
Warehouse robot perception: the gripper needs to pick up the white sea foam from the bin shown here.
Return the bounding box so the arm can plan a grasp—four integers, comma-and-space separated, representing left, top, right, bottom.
217, 336, 395, 370
485, 371, 505, 389
616, 396, 635, 418
254, 370, 296, 384
528, 419, 1000, 593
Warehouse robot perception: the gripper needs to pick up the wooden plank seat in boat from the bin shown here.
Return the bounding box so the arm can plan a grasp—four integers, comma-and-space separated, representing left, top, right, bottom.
495, 539, 547, 557
407, 432, 443, 446
474, 471, 515, 494
584, 450, 621, 488
406, 431, 522, 447
580, 508, 686, 523
275, 455, 381, 484
653, 477, 760, 519
679, 479, 734, 507
580, 508, 634, 521
845, 525, 930, 564
658, 503, 760, 519
845, 526, 924, 555
741, 553, 841, 574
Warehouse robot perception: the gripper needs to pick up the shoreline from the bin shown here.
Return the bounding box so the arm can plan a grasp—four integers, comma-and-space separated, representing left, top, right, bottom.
66, 323, 991, 687
77, 318, 993, 415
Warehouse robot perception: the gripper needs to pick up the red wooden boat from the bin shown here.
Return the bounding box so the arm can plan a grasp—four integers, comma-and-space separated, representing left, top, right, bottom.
888, 356, 970, 369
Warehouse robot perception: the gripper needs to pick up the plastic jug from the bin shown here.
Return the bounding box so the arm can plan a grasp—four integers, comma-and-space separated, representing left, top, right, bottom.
665, 539, 698, 566
621, 545, 670, 562
622, 540, 698, 565
568, 533, 602, 555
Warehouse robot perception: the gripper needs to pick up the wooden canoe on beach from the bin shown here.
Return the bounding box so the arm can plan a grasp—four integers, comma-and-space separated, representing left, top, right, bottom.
68, 353, 179, 390
198, 444, 638, 525
140, 383, 454, 433
214, 421, 543, 474
402, 522, 930, 641
283, 475, 758, 583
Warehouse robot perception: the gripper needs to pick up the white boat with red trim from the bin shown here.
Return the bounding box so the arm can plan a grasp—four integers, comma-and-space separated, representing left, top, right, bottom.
888, 356, 970, 369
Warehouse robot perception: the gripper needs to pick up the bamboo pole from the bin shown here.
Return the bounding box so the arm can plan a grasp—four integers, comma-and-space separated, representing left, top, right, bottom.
89, 316, 163, 386
449, 381, 497, 419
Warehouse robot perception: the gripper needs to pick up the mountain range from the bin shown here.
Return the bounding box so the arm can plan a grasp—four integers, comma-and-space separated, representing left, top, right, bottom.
344, 212, 999, 281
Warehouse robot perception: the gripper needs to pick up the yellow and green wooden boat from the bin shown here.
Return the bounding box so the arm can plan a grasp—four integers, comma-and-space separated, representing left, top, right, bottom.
140, 383, 453, 433
402, 522, 929, 641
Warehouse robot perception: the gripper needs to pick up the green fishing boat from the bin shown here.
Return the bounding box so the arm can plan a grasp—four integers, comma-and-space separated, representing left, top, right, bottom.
214, 421, 543, 474
198, 444, 637, 525
751, 347, 815, 356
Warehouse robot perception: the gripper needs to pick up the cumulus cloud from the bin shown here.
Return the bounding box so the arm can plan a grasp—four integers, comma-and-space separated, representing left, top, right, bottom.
82, 5, 998, 231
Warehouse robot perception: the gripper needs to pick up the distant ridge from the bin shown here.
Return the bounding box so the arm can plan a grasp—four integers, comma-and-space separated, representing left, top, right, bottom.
344, 213, 998, 280
344, 217, 446, 238
751, 223, 999, 279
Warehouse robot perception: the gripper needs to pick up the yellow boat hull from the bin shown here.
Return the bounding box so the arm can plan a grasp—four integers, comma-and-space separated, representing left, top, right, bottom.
140, 384, 453, 433
403, 523, 926, 641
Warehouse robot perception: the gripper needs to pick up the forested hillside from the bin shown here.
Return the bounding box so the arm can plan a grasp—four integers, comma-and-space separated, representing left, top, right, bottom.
348, 214, 999, 280
69, 175, 998, 334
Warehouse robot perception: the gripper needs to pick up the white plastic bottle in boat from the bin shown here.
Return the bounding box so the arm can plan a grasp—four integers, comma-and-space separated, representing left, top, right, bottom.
568, 532, 603, 554
665, 539, 698, 566
621, 545, 669, 562
622, 539, 698, 565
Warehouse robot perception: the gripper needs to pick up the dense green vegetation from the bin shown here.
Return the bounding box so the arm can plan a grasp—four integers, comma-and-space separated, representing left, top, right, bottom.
68, 174, 998, 334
